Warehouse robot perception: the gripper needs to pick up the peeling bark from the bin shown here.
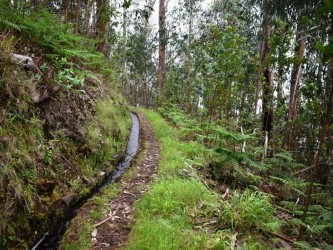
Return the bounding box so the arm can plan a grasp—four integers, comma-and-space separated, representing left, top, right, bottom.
289, 22, 307, 123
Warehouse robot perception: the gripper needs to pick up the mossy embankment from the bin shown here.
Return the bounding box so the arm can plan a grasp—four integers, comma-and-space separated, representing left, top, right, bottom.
0, 9, 130, 249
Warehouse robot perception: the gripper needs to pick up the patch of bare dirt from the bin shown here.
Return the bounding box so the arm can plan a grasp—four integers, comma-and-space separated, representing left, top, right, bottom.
91, 111, 160, 249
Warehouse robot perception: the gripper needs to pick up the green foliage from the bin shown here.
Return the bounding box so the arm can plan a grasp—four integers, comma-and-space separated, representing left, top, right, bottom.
213, 147, 266, 178
270, 175, 307, 197
293, 241, 316, 250
135, 178, 214, 219
56, 67, 85, 91
221, 189, 281, 233
0, 7, 115, 93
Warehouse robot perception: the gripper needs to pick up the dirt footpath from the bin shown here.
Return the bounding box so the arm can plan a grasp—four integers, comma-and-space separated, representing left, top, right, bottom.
92, 111, 160, 249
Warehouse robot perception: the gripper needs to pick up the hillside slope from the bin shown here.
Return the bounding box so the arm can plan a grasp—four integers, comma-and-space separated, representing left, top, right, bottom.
0, 10, 130, 249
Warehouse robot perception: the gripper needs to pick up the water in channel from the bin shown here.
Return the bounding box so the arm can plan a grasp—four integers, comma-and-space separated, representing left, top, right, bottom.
31, 112, 140, 250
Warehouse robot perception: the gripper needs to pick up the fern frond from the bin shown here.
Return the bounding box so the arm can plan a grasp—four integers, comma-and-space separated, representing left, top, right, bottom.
0, 19, 22, 31
293, 241, 314, 250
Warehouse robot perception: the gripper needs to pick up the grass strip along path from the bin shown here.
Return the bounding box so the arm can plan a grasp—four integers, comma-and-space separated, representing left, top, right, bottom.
124, 110, 223, 250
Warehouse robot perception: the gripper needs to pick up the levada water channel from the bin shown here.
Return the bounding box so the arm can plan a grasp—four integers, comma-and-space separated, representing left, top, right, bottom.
31, 112, 140, 250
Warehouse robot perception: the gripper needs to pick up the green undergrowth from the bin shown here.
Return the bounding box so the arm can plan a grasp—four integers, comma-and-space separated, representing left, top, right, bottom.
125, 109, 282, 250
157, 107, 333, 248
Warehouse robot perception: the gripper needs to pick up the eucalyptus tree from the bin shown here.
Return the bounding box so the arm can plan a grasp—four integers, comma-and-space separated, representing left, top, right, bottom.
297, 1, 333, 239
125, 0, 156, 107
184, 0, 203, 113
195, 1, 252, 121
157, 0, 166, 98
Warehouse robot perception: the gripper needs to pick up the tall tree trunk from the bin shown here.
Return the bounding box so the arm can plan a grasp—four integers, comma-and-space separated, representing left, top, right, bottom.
254, 60, 261, 120
122, 1, 129, 94
142, 0, 156, 108
96, 0, 110, 56
298, 14, 333, 239
74, 0, 81, 34
261, 2, 273, 132
186, 0, 193, 113
64, 0, 69, 23
285, 21, 307, 150
276, 55, 284, 113
131, 79, 138, 106
84, 0, 92, 34
260, 0, 273, 158
157, 0, 166, 99
144, 79, 149, 107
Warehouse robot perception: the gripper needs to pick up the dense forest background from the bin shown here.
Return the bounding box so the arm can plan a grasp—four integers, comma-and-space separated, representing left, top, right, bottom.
0, 0, 333, 249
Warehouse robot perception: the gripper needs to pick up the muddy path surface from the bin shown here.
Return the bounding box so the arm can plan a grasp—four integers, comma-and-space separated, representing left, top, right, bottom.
62, 111, 160, 250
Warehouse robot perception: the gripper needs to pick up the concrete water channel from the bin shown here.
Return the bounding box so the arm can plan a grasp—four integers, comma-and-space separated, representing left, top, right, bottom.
31, 112, 140, 250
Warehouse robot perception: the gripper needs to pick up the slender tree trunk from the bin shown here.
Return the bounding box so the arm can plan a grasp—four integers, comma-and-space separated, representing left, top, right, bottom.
254, 59, 261, 120
260, 0, 273, 158
261, 3, 273, 133
91, 1, 97, 33
144, 79, 149, 107
64, 0, 69, 23
285, 22, 307, 150
96, 0, 110, 56
328, 128, 333, 159
74, 0, 81, 34
142, 0, 156, 107
122, 3, 128, 93
289, 28, 306, 121
186, 0, 193, 113
84, 0, 92, 34
131, 79, 138, 106
276, 58, 284, 112
157, 0, 166, 99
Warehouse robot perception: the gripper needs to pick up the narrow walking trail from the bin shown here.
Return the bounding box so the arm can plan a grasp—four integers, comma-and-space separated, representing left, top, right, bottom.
91, 111, 160, 249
